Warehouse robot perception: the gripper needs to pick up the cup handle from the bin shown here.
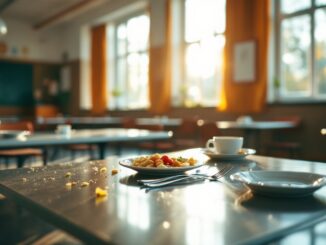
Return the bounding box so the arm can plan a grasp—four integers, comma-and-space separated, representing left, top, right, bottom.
206, 139, 214, 151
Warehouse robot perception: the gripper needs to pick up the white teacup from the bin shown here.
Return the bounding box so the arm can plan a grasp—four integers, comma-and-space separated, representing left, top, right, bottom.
56, 124, 72, 136
206, 136, 243, 155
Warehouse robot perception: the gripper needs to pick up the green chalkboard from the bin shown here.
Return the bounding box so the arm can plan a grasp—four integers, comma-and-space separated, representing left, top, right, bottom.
0, 61, 34, 106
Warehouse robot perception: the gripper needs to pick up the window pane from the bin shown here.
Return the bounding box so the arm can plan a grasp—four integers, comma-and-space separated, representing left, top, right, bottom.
185, 0, 225, 43
281, 0, 310, 14
115, 58, 127, 109
183, 0, 226, 107
112, 14, 149, 110
127, 53, 149, 109
315, 8, 326, 95
117, 24, 127, 56
317, 0, 326, 6
184, 35, 225, 106
127, 15, 149, 53
281, 15, 311, 96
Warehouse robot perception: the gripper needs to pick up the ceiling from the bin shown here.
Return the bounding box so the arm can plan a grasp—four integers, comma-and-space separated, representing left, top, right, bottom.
0, 0, 108, 29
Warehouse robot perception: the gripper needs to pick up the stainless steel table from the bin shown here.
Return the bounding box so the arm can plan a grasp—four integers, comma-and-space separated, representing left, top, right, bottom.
0, 148, 325, 245
0, 128, 172, 160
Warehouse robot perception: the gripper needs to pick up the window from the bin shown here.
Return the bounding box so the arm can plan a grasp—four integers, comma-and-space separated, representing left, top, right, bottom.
172, 0, 226, 107
275, 0, 326, 101
109, 14, 150, 110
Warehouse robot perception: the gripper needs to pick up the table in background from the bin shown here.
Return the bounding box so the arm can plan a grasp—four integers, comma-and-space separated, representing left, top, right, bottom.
135, 117, 182, 128
0, 128, 172, 160
0, 148, 325, 245
36, 117, 123, 129
216, 121, 297, 153
36, 117, 182, 130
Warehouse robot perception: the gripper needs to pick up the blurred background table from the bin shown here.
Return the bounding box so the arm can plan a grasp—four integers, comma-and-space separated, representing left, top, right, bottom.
216, 120, 298, 154
0, 128, 172, 160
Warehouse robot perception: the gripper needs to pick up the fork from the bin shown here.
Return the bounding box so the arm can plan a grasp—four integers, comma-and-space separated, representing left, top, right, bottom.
140, 166, 233, 188
138, 166, 210, 185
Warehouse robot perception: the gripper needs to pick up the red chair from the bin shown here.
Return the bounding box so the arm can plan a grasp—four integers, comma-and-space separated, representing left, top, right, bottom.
0, 121, 46, 168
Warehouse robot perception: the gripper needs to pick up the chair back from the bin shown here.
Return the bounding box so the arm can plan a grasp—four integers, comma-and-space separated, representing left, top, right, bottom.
175, 117, 200, 139
0, 121, 34, 132
271, 116, 302, 128
122, 117, 137, 128
199, 121, 220, 144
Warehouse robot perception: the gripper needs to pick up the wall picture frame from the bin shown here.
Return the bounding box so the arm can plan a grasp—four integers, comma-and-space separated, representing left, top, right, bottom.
233, 40, 256, 83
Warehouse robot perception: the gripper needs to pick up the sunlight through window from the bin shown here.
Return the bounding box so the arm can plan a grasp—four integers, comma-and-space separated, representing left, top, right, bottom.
109, 14, 149, 110
176, 0, 226, 107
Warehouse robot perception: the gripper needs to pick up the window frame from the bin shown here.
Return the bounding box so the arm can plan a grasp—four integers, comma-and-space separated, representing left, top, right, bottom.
274, 0, 326, 103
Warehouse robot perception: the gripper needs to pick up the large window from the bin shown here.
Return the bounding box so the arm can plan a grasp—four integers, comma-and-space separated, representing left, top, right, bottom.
275, 0, 326, 101
173, 0, 226, 107
109, 14, 150, 110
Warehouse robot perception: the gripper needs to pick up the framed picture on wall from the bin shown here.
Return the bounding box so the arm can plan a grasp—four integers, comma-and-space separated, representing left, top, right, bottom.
233, 40, 256, 83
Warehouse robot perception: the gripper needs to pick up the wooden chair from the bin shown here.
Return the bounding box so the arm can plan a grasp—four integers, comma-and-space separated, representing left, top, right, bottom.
122, 117, 137, 129
198, 120, 221, 148
265, 116, 302, 158
173, 117, 202, 150
0, 121, 46, 168
67, 144, 97, 160
136, 124, 175, 153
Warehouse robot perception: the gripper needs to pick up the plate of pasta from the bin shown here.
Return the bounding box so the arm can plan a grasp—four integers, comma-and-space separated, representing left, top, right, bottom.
119, 153, 204, 175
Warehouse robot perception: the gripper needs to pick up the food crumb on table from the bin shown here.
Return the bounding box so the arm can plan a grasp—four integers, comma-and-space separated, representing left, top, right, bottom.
100, 167, 107, 173
81, 181, 89, 187
111, 169, 119, 175
95, 187, 108, 197
65, 172, 72, 178
66, 182, 72, 188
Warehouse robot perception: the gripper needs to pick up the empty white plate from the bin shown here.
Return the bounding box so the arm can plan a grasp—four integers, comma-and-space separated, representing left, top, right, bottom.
230, 171, 326, 197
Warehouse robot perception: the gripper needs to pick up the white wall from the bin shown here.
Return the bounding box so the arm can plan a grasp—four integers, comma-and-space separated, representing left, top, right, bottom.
0, 17, 66, 62
0, 0, 159, 62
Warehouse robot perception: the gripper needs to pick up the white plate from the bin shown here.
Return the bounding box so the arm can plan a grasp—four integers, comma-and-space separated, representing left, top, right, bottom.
202, 148, 256, 160
119, 157, 205, 176
230, 171, 326, 197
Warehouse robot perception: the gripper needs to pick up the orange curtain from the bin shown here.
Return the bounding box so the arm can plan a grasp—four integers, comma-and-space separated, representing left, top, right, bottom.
219, 0, 270, 113
148, 0, 172, 115
91, 24, 107, 115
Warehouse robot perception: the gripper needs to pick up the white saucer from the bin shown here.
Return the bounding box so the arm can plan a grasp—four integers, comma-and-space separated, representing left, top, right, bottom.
202, 148, 256, 160
230, 171, 326, 197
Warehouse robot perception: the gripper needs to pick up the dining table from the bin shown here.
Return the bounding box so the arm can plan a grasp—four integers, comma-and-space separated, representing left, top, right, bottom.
216, 120, 298, 153
36, 116, 123, 129
0, 148, 325, 245
36, 116, 182, 130
0, 128, 172, 161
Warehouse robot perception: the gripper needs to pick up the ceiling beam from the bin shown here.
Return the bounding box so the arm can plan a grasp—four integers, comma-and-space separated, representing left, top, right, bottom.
33, 0, 103, 30
0, 0, 15, 13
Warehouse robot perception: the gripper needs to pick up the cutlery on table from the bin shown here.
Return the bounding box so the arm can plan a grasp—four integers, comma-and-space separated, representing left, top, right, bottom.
139, 166, 233, 188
